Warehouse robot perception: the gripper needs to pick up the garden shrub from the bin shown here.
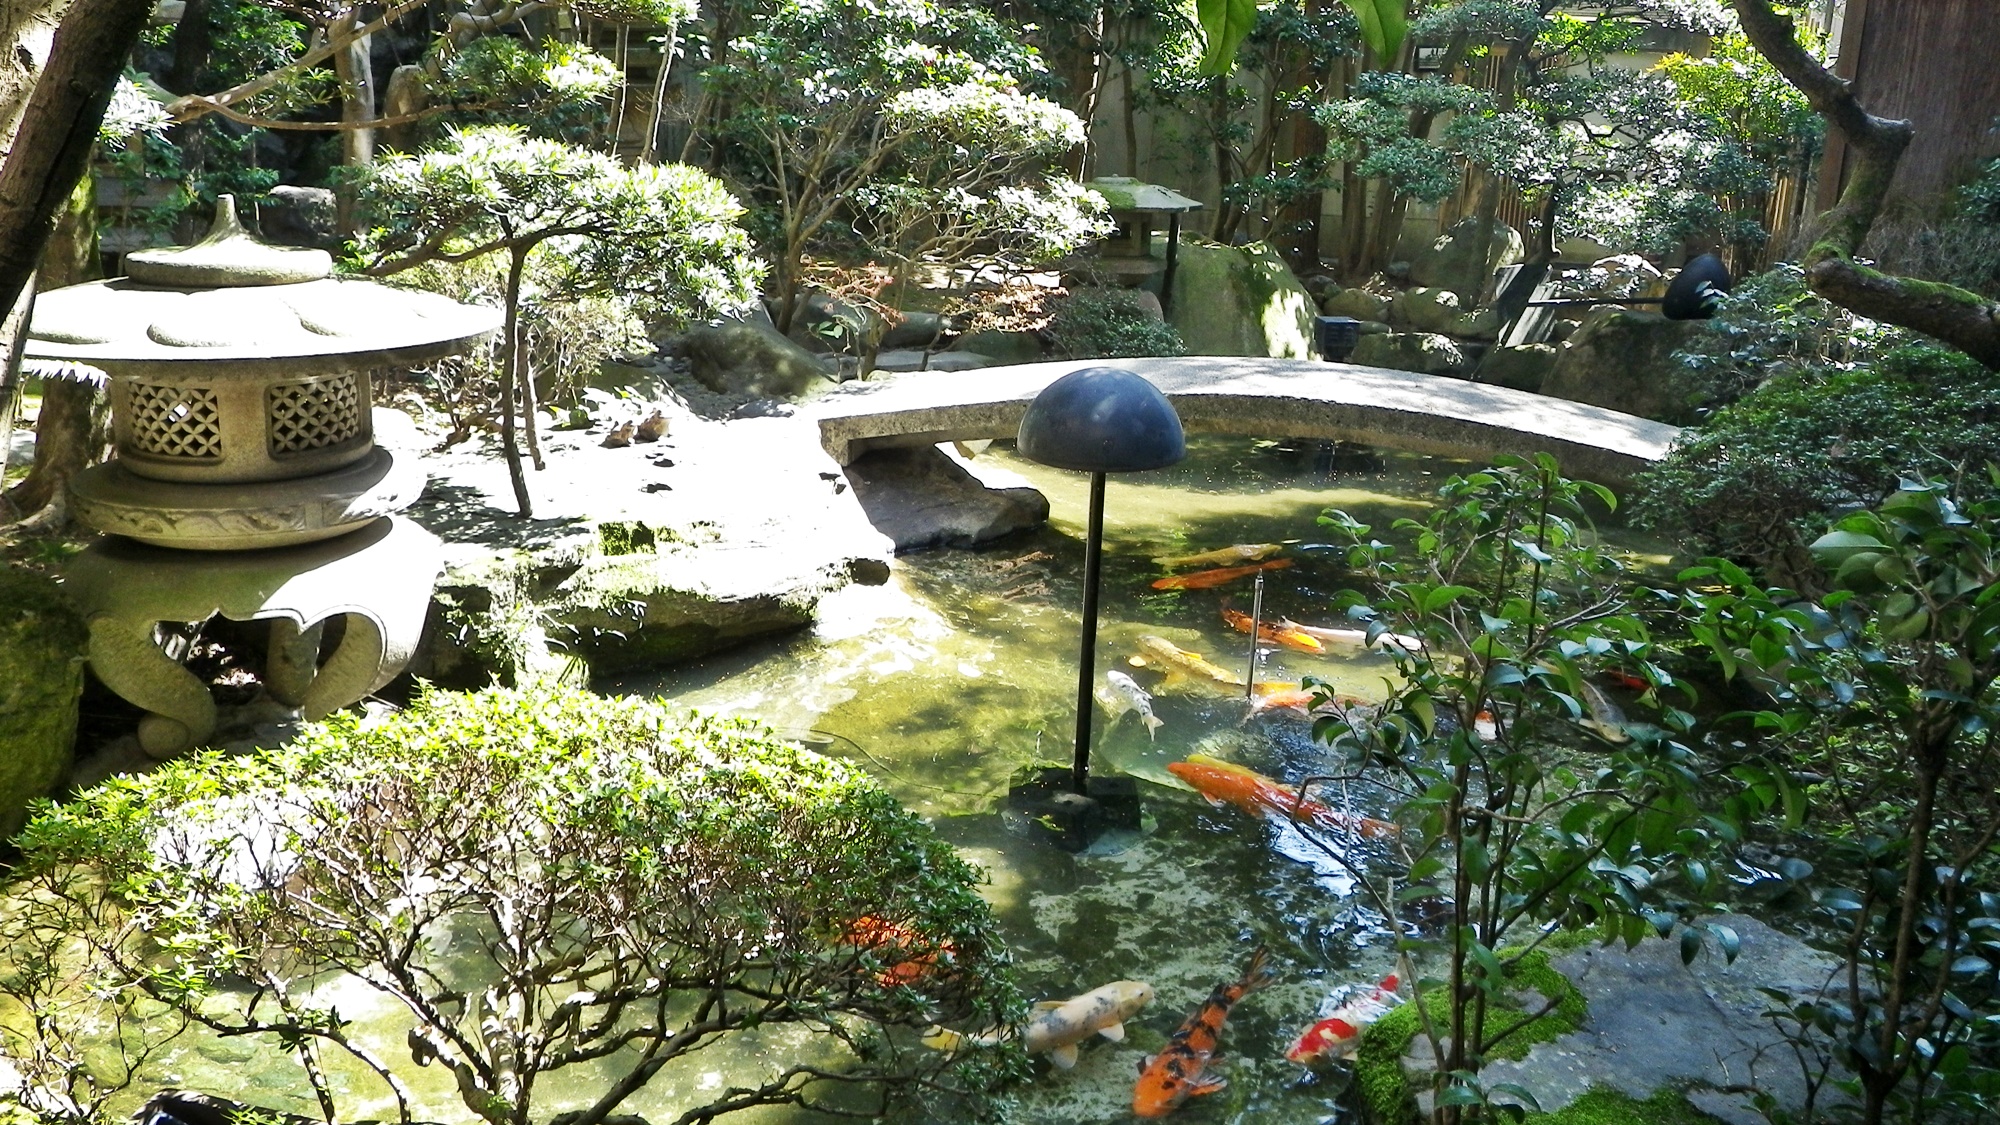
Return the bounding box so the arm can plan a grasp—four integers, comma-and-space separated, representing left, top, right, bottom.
5, 687, 1024, 1125
1044, 288, 1187, 360
1667, 263, 1904, 414
1632, 342, 2000, 583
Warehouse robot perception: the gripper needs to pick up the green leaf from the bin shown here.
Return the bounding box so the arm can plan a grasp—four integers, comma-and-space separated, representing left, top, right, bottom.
1347, 0, 1408, 66
1711, 923, 1741, 963
1423, 584, 1481, 614
1193, 0, 1260, 76
1680, 926, 1702, 966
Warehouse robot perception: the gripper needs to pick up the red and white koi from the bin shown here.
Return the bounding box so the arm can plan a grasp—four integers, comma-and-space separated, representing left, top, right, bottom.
1284, 972, 1402, 1066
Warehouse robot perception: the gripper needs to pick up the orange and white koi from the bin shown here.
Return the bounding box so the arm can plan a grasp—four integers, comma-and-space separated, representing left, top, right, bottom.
1222, 608, 1325, 653
1150, 558, 1294, 590
1165, 753, 1398, 839
1279, 617, 1423, 655
1132, 947, 1278, 1117
1284, 972, 1402, 1066
1154, 543, 1285, 571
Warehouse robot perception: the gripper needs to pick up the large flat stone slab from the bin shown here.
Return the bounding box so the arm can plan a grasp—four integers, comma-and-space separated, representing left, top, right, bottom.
811, 357, 1679, 487
1467, 916, 1844, 1124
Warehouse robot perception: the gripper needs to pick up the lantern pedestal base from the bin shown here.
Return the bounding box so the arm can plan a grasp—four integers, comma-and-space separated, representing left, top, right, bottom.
1006, 768, 1141, 853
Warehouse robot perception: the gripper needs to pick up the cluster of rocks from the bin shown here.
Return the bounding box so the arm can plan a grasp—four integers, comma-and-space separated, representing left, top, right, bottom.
1315, 218, 1712, 424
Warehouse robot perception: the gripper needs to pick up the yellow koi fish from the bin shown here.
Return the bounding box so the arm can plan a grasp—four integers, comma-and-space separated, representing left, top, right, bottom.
1153, 543, 1285, 571
1130, 635, 1245, 689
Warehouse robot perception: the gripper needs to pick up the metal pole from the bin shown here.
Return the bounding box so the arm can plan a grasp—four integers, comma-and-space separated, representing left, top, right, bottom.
1072, 471, 1108, 793
1245, 570, 1266, 700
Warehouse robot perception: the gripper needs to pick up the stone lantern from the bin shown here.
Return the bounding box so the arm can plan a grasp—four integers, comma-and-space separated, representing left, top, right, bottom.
26, 197, 503, 756
1080, 176, 1203, 311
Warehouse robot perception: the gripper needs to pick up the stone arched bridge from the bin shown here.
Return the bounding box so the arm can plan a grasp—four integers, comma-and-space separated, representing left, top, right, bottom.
813, 356, 1681, 486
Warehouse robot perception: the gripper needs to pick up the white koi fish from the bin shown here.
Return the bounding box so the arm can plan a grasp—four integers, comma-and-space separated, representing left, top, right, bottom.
1098, 670, 1165, 740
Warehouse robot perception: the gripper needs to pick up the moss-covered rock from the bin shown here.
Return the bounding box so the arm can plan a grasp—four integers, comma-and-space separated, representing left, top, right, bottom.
1532, 1087, 1728, 1124
684, 321, 833, 399
0, 569, 87, 841
1477, 343, 1559, 392
1351, 331, 1468, 377
1165, 240, 1315, 358
1355, 948, 1589, 1124
413, 518, 861, 685
1541, 309, 1706, 422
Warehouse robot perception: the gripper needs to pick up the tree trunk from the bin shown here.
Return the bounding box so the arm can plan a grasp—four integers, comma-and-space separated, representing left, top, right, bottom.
0, 0, 156, 323
333, 16, 377, 236
500, 248, 532, 517
1730, 0, 2000, 370
3, 359, 110, 524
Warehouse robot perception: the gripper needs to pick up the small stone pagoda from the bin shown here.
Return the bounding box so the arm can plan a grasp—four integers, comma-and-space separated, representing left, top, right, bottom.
27, 197, 502, 755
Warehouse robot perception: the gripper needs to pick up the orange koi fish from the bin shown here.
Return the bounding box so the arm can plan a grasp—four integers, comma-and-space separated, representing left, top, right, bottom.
1222, 607, 1325, 653
1285, 972, 1402, 1066
1166, 754, 1398, 838
842, 915, 953, 987
1132, 947, 1278, 1117
1247, 682, 1366, 718
1150, 558, 1293, 590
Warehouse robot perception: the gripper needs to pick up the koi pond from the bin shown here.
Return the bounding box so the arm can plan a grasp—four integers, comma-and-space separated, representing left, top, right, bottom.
99, 437, 1670, 1124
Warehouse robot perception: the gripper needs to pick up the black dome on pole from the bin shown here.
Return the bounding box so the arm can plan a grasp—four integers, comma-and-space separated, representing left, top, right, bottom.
1662, 253, 1733, 320
1017, 366, 1187, 473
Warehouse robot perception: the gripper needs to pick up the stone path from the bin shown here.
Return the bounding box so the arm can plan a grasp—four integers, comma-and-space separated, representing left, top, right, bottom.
810, 357, 1682, 487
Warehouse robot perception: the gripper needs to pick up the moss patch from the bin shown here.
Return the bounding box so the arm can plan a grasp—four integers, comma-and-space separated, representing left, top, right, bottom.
1353, 947, 1589, 1124
1531, 1086, 1727, 1124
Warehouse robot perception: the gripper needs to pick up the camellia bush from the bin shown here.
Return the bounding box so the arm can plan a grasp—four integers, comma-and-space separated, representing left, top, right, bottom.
4, 688, 1023, 1125
1633, 341, 2000, 586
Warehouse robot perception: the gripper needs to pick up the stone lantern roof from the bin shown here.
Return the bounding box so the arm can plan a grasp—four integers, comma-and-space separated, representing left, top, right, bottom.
26, 196, 501, 379
1082, 176, 1203, 213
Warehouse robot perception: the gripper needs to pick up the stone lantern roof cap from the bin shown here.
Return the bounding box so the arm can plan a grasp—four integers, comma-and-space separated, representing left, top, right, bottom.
1082, 176, 1203, 213
24, 196, 502, 378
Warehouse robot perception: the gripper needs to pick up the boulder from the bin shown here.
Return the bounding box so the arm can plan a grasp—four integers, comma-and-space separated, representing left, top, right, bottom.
257, 185, 338, 249
1453, 306, 1503, 341
872, 349, 995, 373
843, 444, 1050, 552
1324, 286, 1390, 322
683, 322, 833, 399
1351, 331, 1468, 377
1557, 235, 1616, 263
1475, 343, 1558, 393
1464, 915, 1842, 1123
0, 570, 87, 840
1391, 286, 1464, 334
1541, 308, 1706, 422
789, 291, 879, 352
950, 329, 1043, 364
1586, 253, 1664, 300
1164, 240, 1315, 359
1409, 216, 1524, 298
1356, 319, 1392, 335
880, 310, 951, 350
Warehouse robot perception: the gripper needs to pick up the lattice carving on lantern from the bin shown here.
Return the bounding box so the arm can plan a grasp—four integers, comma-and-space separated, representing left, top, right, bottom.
127, 383, 223, 460
268, 375, 362, 455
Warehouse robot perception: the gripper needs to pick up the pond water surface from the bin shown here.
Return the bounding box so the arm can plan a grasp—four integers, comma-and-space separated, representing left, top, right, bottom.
103, 437, 1668, 1125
